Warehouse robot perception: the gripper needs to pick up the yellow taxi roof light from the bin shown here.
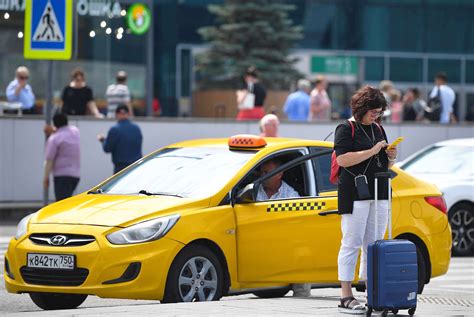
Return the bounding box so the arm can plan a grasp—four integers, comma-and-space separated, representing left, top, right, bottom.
228, 134, 267, 149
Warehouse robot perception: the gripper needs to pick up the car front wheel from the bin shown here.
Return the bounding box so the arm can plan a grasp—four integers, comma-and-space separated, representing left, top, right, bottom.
449, 203, 474, 256
163, 245, 224, 303
29, 293, 87, 310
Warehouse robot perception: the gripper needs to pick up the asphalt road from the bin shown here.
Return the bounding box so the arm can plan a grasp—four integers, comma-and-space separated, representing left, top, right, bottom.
1, 224, 473, 316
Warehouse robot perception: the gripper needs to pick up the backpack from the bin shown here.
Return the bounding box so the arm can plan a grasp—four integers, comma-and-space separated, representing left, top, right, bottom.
329, 120, 383, 185
425, 87, 442, 121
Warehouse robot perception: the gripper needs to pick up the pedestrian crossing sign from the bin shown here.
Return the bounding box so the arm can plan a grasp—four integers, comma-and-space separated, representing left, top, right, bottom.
24, 0, 72, 60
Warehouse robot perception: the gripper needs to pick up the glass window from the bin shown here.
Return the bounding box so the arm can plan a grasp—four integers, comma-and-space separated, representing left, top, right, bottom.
237, 151, 310, 202
428, 59, 461, 83
365, 57, 384, 81
100, 147, 256, 198
466, 60, 474, 84
400, 145, 473, 176
390, 58, 423, 82
310, 148, 337, 193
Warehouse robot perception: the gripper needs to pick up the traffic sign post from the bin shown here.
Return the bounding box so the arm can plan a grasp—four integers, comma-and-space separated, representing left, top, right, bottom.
24, 0, 73, 206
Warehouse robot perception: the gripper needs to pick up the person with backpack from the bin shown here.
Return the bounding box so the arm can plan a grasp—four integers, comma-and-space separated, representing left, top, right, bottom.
427, 72, 456, 124
332, 86, 398, 314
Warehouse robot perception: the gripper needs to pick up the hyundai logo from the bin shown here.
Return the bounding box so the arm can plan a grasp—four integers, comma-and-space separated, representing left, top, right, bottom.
49, 235, 68, 246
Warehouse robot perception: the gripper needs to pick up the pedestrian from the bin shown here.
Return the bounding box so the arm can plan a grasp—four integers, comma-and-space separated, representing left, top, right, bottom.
283, 79, 311, 121
402, 88, 426, 122
6, 66, 36, 114
97, 104, 143, 174
428, 72, 456, 124
379, 80, 394, 105
43, 113, 81, 201
389, 89, 402, 123
106, 70, 132, 118
236, 66, 266, 121
308, 75, 332, 121
334, 86, 397, 314
61, 67, 103, 118
259, 114, 279, 137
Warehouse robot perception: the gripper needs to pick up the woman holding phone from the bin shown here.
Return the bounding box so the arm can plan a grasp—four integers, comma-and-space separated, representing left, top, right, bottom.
334, 86, 398, 314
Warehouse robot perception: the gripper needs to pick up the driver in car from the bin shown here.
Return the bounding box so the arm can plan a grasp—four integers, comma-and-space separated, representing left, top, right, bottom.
256, 159, 300, 201
255, 159, 311, 297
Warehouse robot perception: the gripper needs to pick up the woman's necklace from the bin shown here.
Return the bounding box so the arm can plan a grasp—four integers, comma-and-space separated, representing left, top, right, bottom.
360, 123, 382, 168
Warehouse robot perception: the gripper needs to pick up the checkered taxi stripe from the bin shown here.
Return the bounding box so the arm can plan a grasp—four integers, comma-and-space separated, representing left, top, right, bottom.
267, 201, 326, 212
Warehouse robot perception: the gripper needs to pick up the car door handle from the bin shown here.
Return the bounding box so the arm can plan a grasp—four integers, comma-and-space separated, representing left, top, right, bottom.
318, 210, 339, 216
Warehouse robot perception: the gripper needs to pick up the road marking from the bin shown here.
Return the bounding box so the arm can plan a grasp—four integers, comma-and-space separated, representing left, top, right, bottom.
426, 287, 474, 295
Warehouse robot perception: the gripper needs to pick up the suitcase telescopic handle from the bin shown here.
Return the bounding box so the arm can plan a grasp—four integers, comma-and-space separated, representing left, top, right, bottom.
374, 172, 392, 240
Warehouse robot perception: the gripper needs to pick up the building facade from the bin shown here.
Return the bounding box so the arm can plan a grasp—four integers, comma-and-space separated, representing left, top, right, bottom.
1, 0, 473, 119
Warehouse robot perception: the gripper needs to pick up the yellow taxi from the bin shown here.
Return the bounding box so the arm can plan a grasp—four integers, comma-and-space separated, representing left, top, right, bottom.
4, 135, 451, 310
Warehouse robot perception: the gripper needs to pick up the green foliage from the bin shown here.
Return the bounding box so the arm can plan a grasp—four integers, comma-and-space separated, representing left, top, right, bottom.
196, 0, 303, 90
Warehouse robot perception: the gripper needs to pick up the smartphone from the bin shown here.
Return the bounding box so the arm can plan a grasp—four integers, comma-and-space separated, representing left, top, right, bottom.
387, 137, 404, 150
354, 175, 371, 199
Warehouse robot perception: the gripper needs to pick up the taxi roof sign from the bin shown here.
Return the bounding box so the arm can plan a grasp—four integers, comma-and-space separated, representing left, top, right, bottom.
228, 135, 267, 149
24, 0, 73, 60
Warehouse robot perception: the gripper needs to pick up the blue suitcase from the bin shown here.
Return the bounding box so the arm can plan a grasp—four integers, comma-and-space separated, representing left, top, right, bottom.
366, 173, 418, 317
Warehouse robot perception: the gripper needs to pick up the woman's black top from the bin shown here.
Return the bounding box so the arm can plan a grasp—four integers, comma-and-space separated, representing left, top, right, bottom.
334, 120, 389, 214
240, 82, 266, 107
61, 86, 94, 115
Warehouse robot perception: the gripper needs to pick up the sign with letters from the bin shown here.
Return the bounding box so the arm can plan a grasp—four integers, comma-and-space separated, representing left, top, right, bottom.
24, 0, 72, 60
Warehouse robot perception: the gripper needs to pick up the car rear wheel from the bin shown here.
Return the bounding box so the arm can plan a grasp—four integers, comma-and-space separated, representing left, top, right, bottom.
29, 293, 87, 310
252, 287, 290, 298
162, 245, 224, 303
449, 203, 474, 256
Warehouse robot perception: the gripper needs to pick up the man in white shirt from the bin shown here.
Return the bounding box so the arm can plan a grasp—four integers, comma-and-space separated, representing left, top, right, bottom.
106, 71, 132, 118
256, 159, 299, 201
429, 72, 456, 124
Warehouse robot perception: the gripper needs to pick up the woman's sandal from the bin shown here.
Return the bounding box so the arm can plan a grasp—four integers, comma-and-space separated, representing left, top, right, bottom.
338, 296, 366, 315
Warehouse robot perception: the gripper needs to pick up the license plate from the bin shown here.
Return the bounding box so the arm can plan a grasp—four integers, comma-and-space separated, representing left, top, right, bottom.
27, 253, 75, 270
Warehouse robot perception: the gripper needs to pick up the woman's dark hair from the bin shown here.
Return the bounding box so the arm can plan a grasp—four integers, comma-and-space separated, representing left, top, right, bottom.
71, 67, 85, 80
53, 112, 68, 128
350, 85, 387, 122
245, 66, 258, 78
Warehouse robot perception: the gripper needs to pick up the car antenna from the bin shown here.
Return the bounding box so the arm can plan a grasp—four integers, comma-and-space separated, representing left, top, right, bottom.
323, 131, 333, 141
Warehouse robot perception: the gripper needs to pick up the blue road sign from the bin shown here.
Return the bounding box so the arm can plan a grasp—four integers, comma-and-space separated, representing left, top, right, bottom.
24, 0, 72, 60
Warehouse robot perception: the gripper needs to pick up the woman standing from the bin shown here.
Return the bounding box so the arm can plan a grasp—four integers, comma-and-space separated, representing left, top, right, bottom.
236, 66, 266, 120
61, 68, 103, 118
334, 86, 398, 314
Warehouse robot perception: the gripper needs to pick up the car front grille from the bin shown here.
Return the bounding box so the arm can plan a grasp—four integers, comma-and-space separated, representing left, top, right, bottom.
20, 267, 89, 286
29, 234, 95, 246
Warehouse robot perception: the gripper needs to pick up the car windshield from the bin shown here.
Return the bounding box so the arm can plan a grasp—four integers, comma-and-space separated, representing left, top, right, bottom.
99, 147, 256, 198
402, 145, 473, 175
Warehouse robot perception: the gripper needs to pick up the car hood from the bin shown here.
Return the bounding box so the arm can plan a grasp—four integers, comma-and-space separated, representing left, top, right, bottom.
32, 194, 209, 227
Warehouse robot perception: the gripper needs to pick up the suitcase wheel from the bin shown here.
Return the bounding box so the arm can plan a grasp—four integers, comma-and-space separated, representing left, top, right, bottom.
366, 307, 373, 317
391, 309, 399, 315
381, 310, 389, 317
408, 307, 416, 316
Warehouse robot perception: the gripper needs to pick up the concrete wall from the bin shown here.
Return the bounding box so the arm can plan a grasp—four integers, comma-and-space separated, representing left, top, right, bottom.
0, 116, 472, 203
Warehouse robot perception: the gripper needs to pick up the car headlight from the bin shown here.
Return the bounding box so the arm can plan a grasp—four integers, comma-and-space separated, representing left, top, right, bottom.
106, 214, 180, 245
15, 213, 34, 240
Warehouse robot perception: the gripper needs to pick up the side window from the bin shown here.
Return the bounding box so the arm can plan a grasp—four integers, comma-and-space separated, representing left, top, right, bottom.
237, 150, 311, 201
310, 147, 337, 193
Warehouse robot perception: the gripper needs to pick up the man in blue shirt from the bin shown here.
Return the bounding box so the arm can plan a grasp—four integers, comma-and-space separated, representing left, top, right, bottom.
98, 104, 143, 174
283, 79, 311, 121
6, 66, 36, 114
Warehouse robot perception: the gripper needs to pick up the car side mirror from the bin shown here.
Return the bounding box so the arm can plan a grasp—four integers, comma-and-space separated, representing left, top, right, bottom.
236, 183, 257, 204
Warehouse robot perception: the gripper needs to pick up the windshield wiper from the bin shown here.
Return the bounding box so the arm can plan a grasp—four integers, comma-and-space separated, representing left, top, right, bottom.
87, 188, 103, 194
138, 190, 183, 198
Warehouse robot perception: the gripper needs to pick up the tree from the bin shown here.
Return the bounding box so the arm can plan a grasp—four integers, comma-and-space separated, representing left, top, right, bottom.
197, 0, 303, 90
